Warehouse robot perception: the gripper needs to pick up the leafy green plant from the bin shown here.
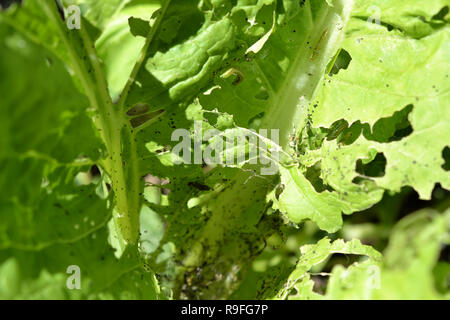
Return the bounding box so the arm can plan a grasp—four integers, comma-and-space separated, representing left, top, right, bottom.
0, 0, 448, 300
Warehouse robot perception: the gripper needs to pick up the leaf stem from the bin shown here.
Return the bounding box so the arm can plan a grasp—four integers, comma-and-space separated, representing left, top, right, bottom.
260, 0, 354, 149
117, 0, 172, 110
43, 0, 142, 244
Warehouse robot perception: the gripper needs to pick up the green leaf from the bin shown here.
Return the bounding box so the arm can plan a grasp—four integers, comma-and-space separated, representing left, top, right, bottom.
93, 1, 160, 99
124, 0, 356, 299
0, 27, 109, 250
371, 208, 450, 299
2, 0, 447, 301
267, 238, 382, 300
327, 208, 450, 299
62, 0, 133, 30
276, 166, 383, 233
125, 1, 237, 110
0, 258, 82, 299
306, 22, 450, 199
0, 0, 71, 66
0, 0, 107, 98
352, 0, 449, 39
0, 227, 163, 299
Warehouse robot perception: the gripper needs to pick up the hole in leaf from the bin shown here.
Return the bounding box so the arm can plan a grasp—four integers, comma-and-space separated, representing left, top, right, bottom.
434, 244, 450, 293
188, 181, 211, 191
351, 176, 367, 185
74, 165, 101, 186
144, 174, 170, 195
334, 121, 363, 145
329, 49, 352, 75
363, 105, 413, 142
384, 23, 394, 31
75, 171, 92, 186
438, 245, 449, 263
316, 120, 363, 148
248, 112, 265, 129
432, 6, 449, 21
322, 253, 367, 272
304, 162, 333, 193
442, 147, 450, 171
311, 275, 329, 295
127, 103, 150, 116
431, 183, 450, 202
354, 15, 396, 32
375, 20, 395, 31
130, 109, 165, 128
326, 119, 348, 141
356, 152, 387, 177
90, 165, 101, 178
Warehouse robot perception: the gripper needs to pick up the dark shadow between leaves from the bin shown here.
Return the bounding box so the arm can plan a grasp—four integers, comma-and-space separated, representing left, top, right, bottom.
355, 152, 387, 178
329, 49, 352, 76
304, 162, 333, 193
442, 146, 450, 171
363, 104, 413, 143
432, 6, 449, 21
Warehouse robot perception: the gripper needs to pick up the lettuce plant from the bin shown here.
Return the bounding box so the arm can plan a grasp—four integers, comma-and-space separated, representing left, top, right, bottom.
0, 0, 448, 299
